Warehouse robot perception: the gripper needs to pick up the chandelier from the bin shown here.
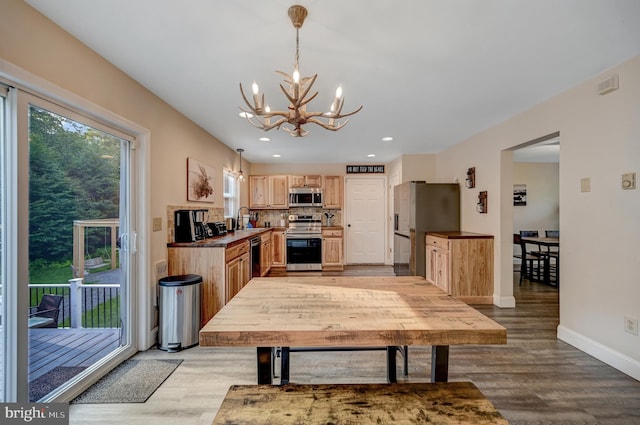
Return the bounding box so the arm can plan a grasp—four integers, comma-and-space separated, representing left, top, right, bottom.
239, 5, 362, 137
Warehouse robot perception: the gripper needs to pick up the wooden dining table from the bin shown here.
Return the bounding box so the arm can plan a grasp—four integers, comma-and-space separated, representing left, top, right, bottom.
519, 236, 560, 286
200, 276, 506, 385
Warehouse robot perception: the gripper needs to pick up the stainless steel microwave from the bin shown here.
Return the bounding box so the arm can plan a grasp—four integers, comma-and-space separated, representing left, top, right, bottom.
288, 187, 323, 207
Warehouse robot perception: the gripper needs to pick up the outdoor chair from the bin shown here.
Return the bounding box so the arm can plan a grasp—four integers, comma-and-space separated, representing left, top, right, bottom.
28, 294, 63, 328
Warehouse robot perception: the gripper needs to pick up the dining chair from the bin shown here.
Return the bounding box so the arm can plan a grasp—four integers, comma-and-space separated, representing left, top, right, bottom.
518, 230, 544, 284
543, 230, 559, 286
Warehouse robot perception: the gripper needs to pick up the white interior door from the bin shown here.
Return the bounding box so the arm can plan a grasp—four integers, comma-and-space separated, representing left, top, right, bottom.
344, 177, 386, 264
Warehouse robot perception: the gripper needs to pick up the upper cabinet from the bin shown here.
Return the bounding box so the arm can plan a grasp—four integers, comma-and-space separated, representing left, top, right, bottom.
289, 175, 322, 188
249, 175, 289, 209
323, 176, 343, 209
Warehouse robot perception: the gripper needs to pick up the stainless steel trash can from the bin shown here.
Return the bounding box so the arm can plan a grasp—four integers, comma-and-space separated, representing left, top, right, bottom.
158, 274, 202, 352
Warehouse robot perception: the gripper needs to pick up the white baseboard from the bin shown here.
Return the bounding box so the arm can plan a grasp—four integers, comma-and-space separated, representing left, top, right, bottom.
494, 294, 516, 308
557, 325, 640, 380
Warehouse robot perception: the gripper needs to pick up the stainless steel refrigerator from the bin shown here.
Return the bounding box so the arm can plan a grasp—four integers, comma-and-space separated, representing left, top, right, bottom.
393, 181, 460, 276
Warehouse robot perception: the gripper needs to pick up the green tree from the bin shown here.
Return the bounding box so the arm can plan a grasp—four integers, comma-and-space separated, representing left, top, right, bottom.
29, 106, 121, 263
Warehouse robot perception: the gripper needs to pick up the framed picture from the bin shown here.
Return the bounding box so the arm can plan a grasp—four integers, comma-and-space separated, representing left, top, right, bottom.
513, 184, 527, 206
187, 157, 215, 202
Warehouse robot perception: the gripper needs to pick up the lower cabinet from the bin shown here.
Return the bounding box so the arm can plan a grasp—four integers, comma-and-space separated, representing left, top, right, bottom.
425, 233, 494, 304
271, 228, 286, 268
322, 228, 344, 271
225, 241, 250, 303
260, 231, 272, 276
426, 242, 450, 293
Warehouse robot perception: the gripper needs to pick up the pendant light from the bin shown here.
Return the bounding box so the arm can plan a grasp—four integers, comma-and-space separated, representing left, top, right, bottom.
236, 148, 246, 183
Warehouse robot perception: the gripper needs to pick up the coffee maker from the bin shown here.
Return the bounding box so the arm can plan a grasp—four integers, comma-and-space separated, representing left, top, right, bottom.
174, 209, 209, 242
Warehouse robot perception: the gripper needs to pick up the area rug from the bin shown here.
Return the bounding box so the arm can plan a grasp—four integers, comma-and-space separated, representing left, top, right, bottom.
72, 359, 182, 404
30, 366, 87, 401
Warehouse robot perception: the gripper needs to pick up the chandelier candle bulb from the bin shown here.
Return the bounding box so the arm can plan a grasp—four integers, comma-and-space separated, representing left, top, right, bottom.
251, 81, 260, 109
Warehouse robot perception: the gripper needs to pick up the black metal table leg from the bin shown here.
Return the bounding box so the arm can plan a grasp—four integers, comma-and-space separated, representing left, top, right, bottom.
431, 345, 449, 382
257, 347, 272, 384
402, 346, 409, 376
386, 346, 397, 383
280, 347, 290, 385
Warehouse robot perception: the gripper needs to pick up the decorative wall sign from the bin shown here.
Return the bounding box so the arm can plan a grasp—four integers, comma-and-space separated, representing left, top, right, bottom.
513, 184, 527, 206
187, 157, 215, 202
346, 165, 385, 174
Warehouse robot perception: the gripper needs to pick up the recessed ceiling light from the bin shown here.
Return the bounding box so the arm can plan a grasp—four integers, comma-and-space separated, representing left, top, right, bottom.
367, 154, 376, 158
259, 137, 270, 142
239, 111, 253, 119
272, 154, 281, 158
382, 136, 393, 142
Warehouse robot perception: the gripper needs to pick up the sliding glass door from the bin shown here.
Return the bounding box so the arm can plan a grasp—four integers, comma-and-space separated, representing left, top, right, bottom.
25, 99, 135, 401
0, 85, 7, 401
0, 82, 140, 402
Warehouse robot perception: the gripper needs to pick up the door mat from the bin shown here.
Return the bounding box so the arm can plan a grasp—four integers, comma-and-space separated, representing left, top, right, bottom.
72, 359, 182, 404
30, 366, 87, 401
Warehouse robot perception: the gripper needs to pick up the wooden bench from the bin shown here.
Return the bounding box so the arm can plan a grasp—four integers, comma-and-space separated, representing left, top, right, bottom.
212, 382, 509, 424
84, 256, 110, 269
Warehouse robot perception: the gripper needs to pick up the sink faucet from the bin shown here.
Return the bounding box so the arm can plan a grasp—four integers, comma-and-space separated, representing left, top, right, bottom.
236, 206, 250, 230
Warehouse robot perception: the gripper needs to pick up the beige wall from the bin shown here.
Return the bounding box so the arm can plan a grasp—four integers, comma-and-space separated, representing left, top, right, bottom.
0, 1, 244, 348
437, 55, 640, 379
513, 162, 560, 234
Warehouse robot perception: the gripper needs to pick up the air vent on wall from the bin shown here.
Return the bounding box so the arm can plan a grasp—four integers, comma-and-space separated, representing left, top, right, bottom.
597, 74, 619, 95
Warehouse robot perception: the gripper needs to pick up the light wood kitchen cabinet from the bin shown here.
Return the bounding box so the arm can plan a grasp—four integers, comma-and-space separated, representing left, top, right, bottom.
260, 230, 272, 276
425, 232, 494, 304
322, 228, 344, 271
271, 228, 287, 268
323, 176, 343, 208
225, 241, 250, 303
168, 246, 224, 328
289, 175, 322, 187
249, 175, 288, 209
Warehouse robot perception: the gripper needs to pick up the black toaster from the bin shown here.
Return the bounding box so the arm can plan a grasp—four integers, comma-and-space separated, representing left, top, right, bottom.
207, 222, 227, 236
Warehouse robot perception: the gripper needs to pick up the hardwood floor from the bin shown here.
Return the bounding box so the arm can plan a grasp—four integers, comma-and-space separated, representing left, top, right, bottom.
69, 268, 640, 425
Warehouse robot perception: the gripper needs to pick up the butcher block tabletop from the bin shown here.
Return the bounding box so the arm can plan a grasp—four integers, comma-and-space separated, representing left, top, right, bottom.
199, 276, 506, 348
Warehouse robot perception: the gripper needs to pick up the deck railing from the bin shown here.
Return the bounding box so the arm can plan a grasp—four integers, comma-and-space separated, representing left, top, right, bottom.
29, 278, 121, 329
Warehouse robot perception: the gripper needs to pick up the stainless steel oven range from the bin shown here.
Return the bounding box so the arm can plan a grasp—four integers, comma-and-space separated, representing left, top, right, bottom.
286, 213, 322, 271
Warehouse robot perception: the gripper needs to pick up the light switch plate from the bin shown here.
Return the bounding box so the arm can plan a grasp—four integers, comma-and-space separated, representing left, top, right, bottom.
580, 177, 591, 193
622, 172, 636, 190
152, 217, 162, 232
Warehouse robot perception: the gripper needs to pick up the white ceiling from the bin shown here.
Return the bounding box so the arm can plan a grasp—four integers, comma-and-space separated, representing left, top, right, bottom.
26, 0, 640, 164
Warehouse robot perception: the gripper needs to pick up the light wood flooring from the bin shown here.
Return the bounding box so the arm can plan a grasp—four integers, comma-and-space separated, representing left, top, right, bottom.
69, 267, 640, 425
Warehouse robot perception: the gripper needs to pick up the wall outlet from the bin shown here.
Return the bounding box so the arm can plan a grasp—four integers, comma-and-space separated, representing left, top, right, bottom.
624, 316, 638, 335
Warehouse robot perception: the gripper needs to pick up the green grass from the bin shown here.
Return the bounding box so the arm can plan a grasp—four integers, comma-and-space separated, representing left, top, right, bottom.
30, 261, 73, 284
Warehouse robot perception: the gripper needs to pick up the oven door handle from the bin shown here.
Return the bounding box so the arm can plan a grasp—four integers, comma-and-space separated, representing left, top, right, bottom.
286, 234, 322, 239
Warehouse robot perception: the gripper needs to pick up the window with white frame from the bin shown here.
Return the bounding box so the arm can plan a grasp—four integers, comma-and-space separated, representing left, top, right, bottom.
223, 169, 238, 218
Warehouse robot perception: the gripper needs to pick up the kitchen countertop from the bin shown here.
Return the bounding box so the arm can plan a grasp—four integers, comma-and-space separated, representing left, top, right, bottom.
167, 228, 272, 248
426, 231, 494, 239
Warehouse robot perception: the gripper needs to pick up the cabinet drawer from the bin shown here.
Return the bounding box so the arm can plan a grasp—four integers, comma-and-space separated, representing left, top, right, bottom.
426, 236, 449, 251
261, 231, 272, 243
226, 241, 249, 262
322, 229, 343, 237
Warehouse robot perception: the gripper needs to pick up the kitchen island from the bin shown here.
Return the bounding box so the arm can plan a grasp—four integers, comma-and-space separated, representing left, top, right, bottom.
167, 228, 273, 327
425, 231, 494, 304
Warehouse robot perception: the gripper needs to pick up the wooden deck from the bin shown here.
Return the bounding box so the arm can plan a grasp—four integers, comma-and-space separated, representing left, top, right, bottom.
29, 328, 121, 382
